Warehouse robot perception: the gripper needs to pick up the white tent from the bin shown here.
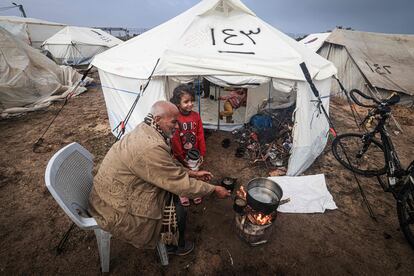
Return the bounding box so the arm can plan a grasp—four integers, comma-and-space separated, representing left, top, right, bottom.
91, 0, 337, 175
41, 26, 123, 66
0, 27, 90, 116
0, 16, 66, 49
304, 29, 414, 103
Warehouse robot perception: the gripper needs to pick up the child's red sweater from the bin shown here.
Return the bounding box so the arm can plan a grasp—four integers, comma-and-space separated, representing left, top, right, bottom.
171, 111, 206, 163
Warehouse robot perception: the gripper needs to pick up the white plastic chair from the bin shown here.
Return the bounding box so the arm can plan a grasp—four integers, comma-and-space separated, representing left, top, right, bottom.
45, 142, 168, 272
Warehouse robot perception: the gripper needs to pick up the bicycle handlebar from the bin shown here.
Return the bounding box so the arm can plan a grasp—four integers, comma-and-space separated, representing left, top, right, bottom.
349, 89, 400, 108
386, 93, 401, 106
349, 89, 379, 108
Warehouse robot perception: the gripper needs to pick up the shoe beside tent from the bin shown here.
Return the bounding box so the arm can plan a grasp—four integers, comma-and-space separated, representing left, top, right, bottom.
91, 0, 337, 175
41, 26, 123, 66
302, 29, 414, 104
0, 16, 66, 49
0, 27, 89, 116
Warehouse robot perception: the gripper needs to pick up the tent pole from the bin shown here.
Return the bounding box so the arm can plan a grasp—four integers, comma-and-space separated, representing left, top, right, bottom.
268, 81, 271, 109
217, 86, 221, 131
198, 76, 201, 115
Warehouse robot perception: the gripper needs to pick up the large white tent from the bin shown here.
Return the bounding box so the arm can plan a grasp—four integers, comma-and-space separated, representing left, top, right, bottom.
42, 26, 123, 66
0, 27, 89, 116
91, 0, 337, 175
0, 16, 66, 49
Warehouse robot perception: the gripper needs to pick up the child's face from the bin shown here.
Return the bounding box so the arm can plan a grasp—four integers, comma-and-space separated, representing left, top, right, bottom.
178, 92, 194, 114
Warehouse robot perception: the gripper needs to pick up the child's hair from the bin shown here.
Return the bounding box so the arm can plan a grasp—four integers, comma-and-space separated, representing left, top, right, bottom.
170, 84, 195, 105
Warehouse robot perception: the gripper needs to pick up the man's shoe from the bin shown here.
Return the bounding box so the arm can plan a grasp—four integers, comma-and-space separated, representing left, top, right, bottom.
168, 241, 194, 256
176, 241, 194, 256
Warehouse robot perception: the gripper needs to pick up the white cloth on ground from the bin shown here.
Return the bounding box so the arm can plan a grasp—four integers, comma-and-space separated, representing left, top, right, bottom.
270, 174, 337, 213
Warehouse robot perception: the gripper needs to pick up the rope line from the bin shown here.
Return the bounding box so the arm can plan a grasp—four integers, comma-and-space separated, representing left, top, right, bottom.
300, 62, 377, 221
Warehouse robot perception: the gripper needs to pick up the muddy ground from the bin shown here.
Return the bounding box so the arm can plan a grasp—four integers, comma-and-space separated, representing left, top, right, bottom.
1, 76, 413, 275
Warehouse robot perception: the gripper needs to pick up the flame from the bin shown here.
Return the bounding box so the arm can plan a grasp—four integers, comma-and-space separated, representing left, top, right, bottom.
248, 212, 273, 225
236, 186, 247, 200
235, 186, 274, 226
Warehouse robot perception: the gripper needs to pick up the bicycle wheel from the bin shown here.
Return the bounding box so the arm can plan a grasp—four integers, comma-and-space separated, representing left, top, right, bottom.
397, 181, 414, 249
332, 133, 387, 176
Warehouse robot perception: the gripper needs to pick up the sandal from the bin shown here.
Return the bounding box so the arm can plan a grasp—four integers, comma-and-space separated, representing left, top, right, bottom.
180, 196, 190, 207
193, 197, 202, 205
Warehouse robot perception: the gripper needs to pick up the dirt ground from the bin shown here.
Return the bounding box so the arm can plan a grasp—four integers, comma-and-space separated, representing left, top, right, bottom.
1, 76, 414, 275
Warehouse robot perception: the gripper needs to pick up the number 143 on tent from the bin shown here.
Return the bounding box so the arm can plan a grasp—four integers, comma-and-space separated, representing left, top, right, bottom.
210, 27, 261, 55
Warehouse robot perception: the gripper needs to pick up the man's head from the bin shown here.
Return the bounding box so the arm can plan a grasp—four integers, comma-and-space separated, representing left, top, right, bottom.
150, 101, 179, 138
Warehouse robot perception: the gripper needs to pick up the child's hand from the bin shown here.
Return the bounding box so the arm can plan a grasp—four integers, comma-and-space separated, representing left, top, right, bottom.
189, 170, 213, 181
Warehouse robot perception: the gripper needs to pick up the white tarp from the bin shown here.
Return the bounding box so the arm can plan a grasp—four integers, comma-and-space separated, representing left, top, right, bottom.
0, 27, 90, 116
0, 16, 66, 49
299, 32, 331, 53
42, 26, 123, 66
92, 0, 337, 175
272, 174, 337, 213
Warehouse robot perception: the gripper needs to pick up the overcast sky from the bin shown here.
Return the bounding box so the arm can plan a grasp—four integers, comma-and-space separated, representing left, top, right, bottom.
1, 0, 413, 35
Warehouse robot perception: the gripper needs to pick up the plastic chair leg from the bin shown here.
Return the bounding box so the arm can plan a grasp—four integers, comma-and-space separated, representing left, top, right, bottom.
94, 229, 112, 272
156, 241, 169, 266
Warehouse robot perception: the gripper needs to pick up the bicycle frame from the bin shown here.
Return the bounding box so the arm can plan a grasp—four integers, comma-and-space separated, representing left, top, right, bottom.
363, 112, 405, 195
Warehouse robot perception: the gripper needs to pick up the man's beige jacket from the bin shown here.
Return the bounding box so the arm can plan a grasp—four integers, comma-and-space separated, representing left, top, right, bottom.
89, 123, 215, 248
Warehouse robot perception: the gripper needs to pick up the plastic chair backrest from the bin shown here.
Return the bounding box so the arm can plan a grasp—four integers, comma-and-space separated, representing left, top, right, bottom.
45, 142, 97, 229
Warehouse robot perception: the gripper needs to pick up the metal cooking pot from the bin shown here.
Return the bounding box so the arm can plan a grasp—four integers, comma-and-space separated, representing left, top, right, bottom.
221, 177, 236, 191
246, 177, 283, 215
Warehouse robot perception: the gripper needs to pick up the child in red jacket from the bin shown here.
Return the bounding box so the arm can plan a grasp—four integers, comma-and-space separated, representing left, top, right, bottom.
170, 84, 206, 206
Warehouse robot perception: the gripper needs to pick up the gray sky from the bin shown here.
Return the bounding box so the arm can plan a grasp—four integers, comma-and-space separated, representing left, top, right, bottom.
1, 0, 413, 35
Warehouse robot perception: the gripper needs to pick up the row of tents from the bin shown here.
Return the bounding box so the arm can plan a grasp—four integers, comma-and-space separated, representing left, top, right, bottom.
1, 0, 413, 176
0, 15, 122, 65
0, 15, 122, 116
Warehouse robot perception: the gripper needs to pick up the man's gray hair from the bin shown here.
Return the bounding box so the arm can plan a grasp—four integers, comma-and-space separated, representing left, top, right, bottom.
150, 101, 178, 117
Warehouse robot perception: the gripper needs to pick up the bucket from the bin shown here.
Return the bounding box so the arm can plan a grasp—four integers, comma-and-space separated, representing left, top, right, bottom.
186, 149, 200, 170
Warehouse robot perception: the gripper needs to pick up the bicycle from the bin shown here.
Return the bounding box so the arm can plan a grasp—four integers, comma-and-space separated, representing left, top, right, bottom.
331, 89, 414, 249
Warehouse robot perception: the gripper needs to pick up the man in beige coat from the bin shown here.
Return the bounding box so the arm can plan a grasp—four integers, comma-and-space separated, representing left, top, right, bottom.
89, 101, 229, 255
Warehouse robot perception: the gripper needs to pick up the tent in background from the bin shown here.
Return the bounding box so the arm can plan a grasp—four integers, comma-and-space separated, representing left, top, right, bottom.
303, 29, 414, 104
42, 26, 123, 66
0, 27, 90, 116
0, 16, 66, 49
91, 0, 337, 175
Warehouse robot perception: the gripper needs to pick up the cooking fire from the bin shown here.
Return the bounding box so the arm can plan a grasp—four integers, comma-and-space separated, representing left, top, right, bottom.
233, 180, 282, 246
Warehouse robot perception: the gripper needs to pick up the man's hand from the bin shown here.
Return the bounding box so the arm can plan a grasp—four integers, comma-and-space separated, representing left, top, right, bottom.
214, 186, 231, 199
188, 170, 213, 181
